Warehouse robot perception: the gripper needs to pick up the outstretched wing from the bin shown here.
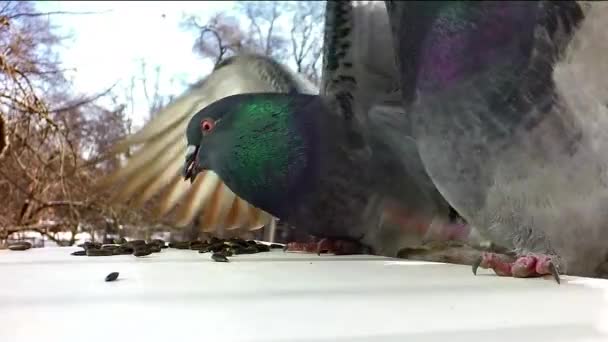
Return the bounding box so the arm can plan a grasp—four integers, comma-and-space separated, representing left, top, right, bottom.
97, 54, 318, 236
318, 1, 467, 256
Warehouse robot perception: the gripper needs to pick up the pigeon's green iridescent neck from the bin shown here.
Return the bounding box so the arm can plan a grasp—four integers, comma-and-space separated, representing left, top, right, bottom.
217, 94, 319, 218
231, 96, 300, 184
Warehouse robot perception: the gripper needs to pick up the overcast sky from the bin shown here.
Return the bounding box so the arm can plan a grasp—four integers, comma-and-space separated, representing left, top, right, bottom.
35, 1, 236, 128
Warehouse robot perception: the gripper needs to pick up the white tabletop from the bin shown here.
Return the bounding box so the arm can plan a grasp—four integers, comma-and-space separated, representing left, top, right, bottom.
1, 246, 607, 342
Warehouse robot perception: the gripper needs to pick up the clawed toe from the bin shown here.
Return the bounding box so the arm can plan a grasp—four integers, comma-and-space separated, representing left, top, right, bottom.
473, 252, 561, 283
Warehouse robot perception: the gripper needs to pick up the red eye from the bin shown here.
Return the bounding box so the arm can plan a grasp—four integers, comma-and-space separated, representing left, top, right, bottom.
201, 119, 215, 134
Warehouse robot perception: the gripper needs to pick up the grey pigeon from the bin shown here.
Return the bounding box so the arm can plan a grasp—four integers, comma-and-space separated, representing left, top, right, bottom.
182, 1, 485, 259
386, 1, 608, 280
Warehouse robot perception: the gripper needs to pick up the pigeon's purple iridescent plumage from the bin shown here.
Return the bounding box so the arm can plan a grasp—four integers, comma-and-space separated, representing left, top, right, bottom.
416, 2, 539, 93
388, 1, 608, 279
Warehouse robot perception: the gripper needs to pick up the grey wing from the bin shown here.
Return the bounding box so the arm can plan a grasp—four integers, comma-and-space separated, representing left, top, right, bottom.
97, 54, 318, 238
322, 1, 472, 256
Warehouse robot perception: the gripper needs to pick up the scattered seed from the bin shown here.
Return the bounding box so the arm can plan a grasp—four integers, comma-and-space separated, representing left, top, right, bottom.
169, 241, 191, 250
8, 242, 32, 251
211, 253, 229, 262
71, 236, 277, 258
256, 244, 270, 252
206, 242, 226, 253
114, 246, 134, 255
125, 240, 147, 249
133, 247, 152, 257
241, 246, 259, 254
113, 238, 128, 245
86, 249, 113, 256
147, 244, 162, 253
150, 239, 167, 248
105, 272, 119, 282
81, 242, 102, 250
189, 241, 207, 250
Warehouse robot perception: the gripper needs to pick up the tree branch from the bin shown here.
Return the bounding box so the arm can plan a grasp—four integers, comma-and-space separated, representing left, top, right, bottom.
48, 84, 117, 114
7, 10, 112, 20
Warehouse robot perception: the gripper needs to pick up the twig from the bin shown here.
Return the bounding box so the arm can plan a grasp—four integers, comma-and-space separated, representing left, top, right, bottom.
47, 84, 117, 114
7, 10, 112, 20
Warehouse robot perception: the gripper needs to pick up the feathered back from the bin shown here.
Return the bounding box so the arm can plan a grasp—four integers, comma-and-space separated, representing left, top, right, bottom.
97, 53, 319, 237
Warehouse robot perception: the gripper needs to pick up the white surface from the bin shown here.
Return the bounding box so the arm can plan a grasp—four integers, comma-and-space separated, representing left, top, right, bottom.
1, 247, 607, 342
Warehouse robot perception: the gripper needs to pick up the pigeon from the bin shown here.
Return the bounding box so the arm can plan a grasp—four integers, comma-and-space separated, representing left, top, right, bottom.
97, 54, 318, 239
182, 1, 486, 259
386, 1, 608, 280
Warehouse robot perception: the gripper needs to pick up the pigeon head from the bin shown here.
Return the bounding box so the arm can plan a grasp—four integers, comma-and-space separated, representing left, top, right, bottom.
183, 93, 323, 219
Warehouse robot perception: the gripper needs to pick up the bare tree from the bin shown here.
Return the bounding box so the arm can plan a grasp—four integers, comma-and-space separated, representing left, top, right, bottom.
0, 1, 153, 246
181, 13, 249, 67
288, 2, 325, 84
182, 2, 325, 85
236, 1, 289, 60
182, 2, 291, 65
137, 59, 169, 119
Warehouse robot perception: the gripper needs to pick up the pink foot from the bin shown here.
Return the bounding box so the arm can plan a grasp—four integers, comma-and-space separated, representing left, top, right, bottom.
284, 238, 369, 255
473, 252, 561, 283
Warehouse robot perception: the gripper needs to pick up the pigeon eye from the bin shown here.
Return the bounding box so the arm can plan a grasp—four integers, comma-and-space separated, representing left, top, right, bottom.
200, 119, 215, 134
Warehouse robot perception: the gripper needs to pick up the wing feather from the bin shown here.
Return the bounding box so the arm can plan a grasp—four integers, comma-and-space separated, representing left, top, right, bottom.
97, 54, 319, 238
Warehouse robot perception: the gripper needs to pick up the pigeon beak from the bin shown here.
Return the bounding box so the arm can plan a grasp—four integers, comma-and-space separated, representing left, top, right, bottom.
183, 144, 199, 183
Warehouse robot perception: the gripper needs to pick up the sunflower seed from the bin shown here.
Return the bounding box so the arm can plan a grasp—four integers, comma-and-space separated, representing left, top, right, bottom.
86, 249, 113, 256
211, 253, 229, 262
256, 244, 270, 252
133, 247, 152, 257
105, 272, 119, 282
147, 244, 162, 253
8, 242, 32, 251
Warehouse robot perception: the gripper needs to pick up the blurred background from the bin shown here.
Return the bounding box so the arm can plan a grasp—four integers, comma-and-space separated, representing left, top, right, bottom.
0, 1, 326, 248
